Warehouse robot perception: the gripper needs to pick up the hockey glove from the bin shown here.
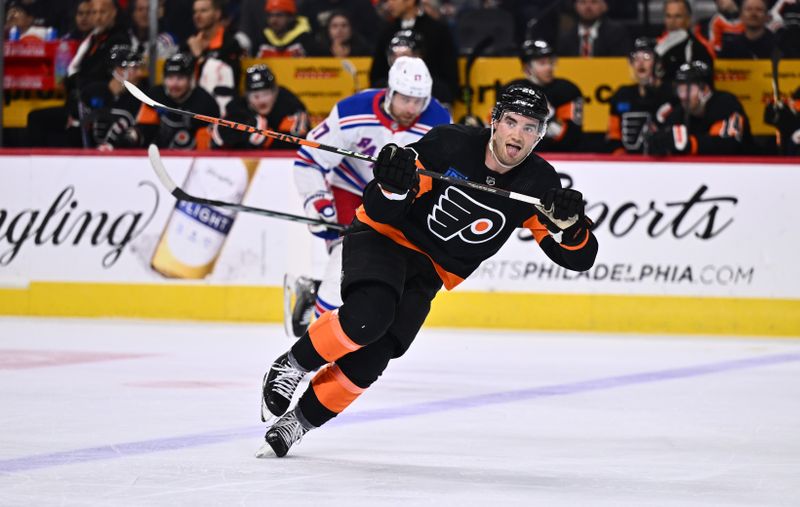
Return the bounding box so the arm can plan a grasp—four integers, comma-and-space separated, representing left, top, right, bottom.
537, 188, 584, 233
647, 125, 693, 156
373, 143, 419, 195
303, 191, 340, 241
764, 101, 795, 129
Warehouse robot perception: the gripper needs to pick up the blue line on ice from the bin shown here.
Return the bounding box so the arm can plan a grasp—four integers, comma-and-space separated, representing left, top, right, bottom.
2, 352, 798, 474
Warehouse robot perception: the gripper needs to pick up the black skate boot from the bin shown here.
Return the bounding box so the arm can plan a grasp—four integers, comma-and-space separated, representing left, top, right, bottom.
283, 275, 321, 338
255, 407, 314, 458
261, 351, 308, 423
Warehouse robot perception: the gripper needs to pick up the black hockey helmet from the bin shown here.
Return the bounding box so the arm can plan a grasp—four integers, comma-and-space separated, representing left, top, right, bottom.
108, 44, 142, 69
630, 37, 656, 58
520, 39, 554, 64
245, 64, 277, 92
163, 52, 195, 77
675, 60, 714, 88
387, 29, 425, 58
491, 84, 549, 125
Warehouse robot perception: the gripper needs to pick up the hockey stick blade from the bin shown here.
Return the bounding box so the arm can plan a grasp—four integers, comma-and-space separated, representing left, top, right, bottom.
124, 80, 166, 109
147, 144, 345, 230
148, 144, 178, 192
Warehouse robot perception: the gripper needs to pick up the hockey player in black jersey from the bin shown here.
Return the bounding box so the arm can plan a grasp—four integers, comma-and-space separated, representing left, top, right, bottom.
132, 52, 220, 150
606, 38, 672, 154
256, 85, 598, 458
648, 60, 752, 156
211, 64, 309, 150
78, 44, 149, 150
764, 86, 800, 156
504, 39, 584, 152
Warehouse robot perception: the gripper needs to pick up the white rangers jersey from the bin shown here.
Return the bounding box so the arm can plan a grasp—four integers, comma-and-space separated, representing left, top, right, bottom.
294, 88, 451, 202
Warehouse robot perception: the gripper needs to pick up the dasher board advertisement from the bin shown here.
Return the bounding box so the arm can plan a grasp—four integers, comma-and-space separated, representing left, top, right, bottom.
1, 153, 798, 301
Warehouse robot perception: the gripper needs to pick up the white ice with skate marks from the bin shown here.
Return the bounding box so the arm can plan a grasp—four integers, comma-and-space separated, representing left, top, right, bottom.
1, 317, 799, 506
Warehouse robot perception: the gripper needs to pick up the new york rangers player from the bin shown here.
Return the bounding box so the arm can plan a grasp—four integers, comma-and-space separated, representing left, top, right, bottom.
285, 56, 451, 337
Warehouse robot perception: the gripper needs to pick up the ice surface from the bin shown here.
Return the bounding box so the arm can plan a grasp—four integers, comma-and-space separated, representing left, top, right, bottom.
1, 317, 798, 506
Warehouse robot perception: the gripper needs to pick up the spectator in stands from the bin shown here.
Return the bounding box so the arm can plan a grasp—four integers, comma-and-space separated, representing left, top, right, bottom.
212, 64, 309, 150
25, 0, 132, 147
129, 0, 178, 60
504, 39, 584, 152
649, 60, 751, 156
184, 0, 243, 114
699, 0, 743, 52
606, 37, 671, 155
300, 0, 384, 46
557, 0, 632, 57
132, 52, 220, 149
255, 0, 318, 57
5, 0, 48, 40
63, 0, 94, 42
162, 0, 195, 44
656, 0, 715, 85
369, 0, 459, 106
79, 44, 148, 150
719, 0, 775, 59
316, 10, 371, 57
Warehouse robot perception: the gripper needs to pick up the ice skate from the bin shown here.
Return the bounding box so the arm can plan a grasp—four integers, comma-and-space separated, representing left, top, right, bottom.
255, 408, 312, 458
282, 274, 321, 339
261, 351, 308, 422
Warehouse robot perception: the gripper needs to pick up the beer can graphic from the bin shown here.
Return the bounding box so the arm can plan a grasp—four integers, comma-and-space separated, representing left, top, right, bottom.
151, 158, 259, 279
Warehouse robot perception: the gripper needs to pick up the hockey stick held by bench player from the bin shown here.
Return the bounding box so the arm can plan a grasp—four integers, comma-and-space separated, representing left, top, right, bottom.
148, 144, 346, 230
125, 80, 548, 209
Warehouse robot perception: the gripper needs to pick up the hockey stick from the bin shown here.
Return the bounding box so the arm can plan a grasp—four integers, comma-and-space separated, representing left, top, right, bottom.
147, 144, 346, 230
124, 80, 545, 208
460, 35, 494, 122
770, 45, 785, 153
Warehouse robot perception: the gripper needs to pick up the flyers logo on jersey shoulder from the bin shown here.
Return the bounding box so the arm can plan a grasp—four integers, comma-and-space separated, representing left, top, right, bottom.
427, 187, 506, 244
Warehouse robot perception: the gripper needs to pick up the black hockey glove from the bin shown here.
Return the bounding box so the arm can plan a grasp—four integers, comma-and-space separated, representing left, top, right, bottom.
373, 143, 419, 194
764, 102, 795, 129
538, 188, 593, 247
646, 128, 676, 156
537, 188, 584, 233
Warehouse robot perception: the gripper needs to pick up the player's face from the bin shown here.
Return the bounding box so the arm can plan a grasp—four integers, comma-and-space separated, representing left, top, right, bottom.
389, 92, 426, 126
664, 2, 691, 31
492, 111, 543, 166
676, 82, 705, 115
165, 75, 191, 100
387, 46, 414, 66
630, 51, 654, 84
114, 64, 142, 84
526, 57, 555, 85
248, 88, 277, 116
193, 0, 220, 31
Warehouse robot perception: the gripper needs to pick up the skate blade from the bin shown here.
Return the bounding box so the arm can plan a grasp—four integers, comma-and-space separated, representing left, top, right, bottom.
255, 441, 276, 459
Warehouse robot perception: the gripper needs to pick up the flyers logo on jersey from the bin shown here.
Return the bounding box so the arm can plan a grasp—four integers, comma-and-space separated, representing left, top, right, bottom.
428, 187, 506, 244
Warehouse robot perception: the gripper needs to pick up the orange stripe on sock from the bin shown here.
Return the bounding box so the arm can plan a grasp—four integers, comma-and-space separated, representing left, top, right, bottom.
308, 309, 361, 362
311, 364, 365, 413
